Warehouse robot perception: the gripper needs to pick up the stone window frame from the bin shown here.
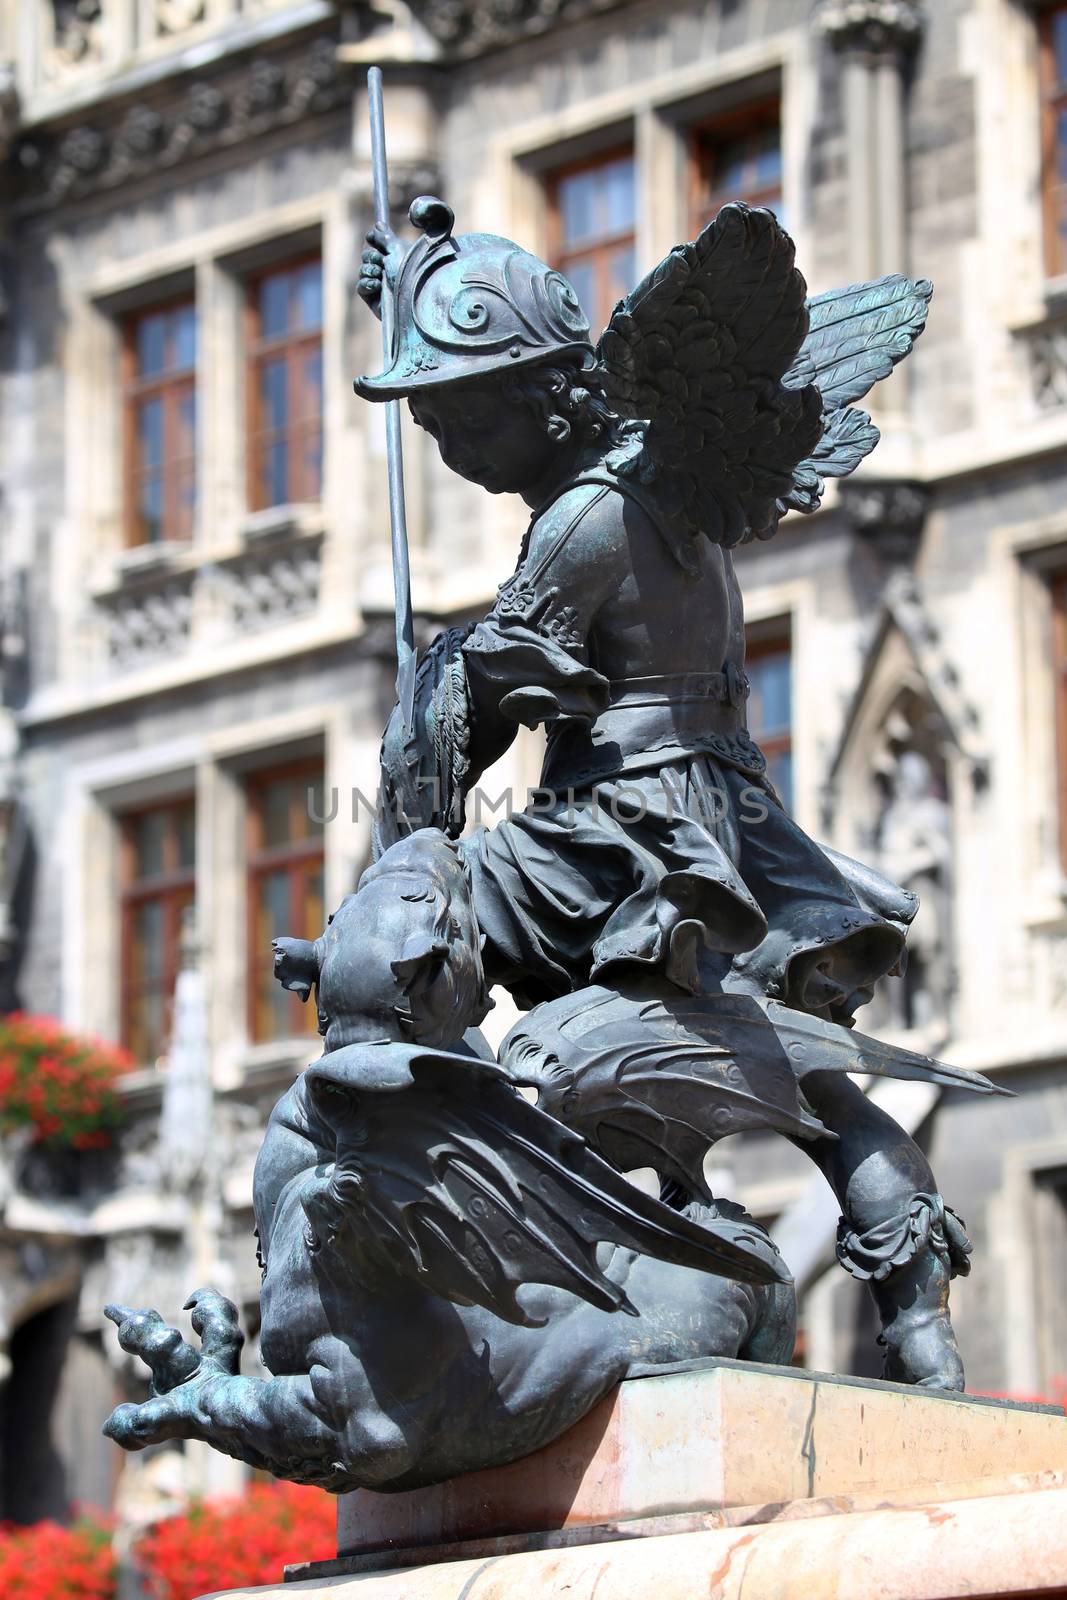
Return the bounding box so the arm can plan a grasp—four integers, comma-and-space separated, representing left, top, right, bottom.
120, 293, 199, 550
1012, 531, 1067, 911
494, 33, 803, 289
1053, 564, 1067, 874
686, 92, 784, 240
997, 1136, 1067, 1399
1039, 2, 1067, 280
65, 196, 359, 699
544, 144, 637, 334
741, 581, 812, 831
745, 613, 794, 814
62, 704, 363, 1085
243, 753, 326, 1046
118, 792, 196, 1066
243, 249, 325, 519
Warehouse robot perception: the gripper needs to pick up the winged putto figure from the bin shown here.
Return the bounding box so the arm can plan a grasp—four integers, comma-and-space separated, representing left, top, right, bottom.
103, 199, 1006, 1491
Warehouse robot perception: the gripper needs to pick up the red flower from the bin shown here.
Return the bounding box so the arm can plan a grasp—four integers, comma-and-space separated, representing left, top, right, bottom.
0, 1516, 116, 1598
135, 1483, 336, 1600
0, 1015, 133, 1151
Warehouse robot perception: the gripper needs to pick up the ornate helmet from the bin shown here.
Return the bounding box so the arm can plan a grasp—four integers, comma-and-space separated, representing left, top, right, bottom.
355, 195, 594, 401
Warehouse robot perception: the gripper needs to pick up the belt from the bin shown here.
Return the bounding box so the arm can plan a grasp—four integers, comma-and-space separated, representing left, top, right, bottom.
541, 664, 765, 790
605, 665, 750, 711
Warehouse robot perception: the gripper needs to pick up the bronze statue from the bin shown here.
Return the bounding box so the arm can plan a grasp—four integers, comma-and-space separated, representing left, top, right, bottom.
103, 95, 1009, 1488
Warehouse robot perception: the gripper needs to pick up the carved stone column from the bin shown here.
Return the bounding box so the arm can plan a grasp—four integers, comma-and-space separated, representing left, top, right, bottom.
816, 1, 924, 281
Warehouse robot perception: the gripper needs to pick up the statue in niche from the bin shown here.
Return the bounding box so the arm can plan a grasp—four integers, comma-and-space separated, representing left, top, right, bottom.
874, 730, 953, 1032
103, 182, 1010, 1489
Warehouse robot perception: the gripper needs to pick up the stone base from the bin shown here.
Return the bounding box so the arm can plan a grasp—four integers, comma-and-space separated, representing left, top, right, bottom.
193, 1360, 1067, 1599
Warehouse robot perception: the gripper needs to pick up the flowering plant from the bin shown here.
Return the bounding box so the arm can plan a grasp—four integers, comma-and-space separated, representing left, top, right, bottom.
0, 1013, 134, 1148
135, 1483, 336, 1599
0, 1516, 116, 1598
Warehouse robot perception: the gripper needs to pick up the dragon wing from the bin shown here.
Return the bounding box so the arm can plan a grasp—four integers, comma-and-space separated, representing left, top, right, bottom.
780, 275, 933, 515
595, 202, 824, 557
301, 1043, 787, 1330
500, 988, 1007, 1207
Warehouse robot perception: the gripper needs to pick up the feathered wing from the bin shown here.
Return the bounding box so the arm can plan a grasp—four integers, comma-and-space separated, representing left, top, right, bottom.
779, 275, 933, 515
301, 1044, 787, 1330
595, 203, 824, 555
500, 988, 1007, 1207
595, 208, 933, 549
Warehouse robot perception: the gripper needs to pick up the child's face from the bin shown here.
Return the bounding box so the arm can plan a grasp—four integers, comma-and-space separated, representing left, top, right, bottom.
409, 380, 560, 497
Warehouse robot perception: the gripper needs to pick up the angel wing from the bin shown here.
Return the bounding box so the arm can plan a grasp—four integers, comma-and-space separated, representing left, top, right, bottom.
595, 206, 931, 552
301, 1042, 787, 1329
500, 987, 1007, 1207
779, 275, 933, 515
596, 202, 823, 555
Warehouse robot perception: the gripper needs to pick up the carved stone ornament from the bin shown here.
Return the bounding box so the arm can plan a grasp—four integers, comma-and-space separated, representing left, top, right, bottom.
816, 0, 925, 56
96, 573, 195, 668
1025, 315, 1067, 411
408, 0, 627, 56
46, 0, 104, 78
23, 33, 345, 209
153, 0, 207, 37
213, 538, 323, 633
838, 476, 929, 564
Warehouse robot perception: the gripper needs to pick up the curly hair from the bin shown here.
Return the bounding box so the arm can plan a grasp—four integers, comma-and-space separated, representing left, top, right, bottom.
501, 356, 629, 449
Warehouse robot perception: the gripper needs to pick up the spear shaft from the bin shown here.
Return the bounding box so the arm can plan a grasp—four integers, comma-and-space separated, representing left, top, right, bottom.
367, 66, 416, 737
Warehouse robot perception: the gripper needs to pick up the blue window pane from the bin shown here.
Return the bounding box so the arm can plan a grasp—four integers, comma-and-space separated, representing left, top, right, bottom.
770, 750, 793, 815
295, 263, 323, 331
261, 358, 288, 431
138, 397, 163, 468
266, 440, 288, 506
171, 305, 197, 371
134, 810, 167, 877
1055, 13, 1067, 88
564, 259, 596, 322
260, 272, 290, 339
602, 156, 636, 234
177, 389, 197, 459
559, 168, 598, 247
138, 476, 163, 543
751, 650, 791, 736
137, 313, 167, 377
133, 901, 164, 980
176, 806, 196, 870
297, 348, 322, 421
756, 133, 783, 187
303, 431, 323, 500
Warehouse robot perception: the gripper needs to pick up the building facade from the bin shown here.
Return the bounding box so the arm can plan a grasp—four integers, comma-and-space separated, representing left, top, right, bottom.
0, 0, 1065, 1528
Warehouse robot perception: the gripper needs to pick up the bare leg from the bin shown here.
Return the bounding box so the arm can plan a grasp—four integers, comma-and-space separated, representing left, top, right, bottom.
794, 1070, 969, 1390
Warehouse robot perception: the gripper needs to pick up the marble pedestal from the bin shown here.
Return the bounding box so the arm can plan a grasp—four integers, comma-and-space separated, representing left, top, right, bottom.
194, 1359, 1067, 1599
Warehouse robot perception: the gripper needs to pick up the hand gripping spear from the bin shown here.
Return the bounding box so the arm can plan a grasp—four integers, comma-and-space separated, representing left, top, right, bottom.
367, 66, 417, 738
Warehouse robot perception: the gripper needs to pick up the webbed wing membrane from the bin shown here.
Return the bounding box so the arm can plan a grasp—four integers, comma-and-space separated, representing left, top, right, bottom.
779, 275, 933, 514
504, 990, 829, 1206
302, 1045, 787, 1330
500, 988, 1007, 1208
595, 203, 824, 553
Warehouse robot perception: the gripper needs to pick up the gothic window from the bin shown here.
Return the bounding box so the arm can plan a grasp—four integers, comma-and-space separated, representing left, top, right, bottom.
122, 300, 197, 546
246, 760, 325, 1043
246, 257, 324, 511
1040, 4, 1067, 277
547, 149, 636, 332
746, 621, 793, 812
120, 798, 196, 1065
689, 98, 783, 236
